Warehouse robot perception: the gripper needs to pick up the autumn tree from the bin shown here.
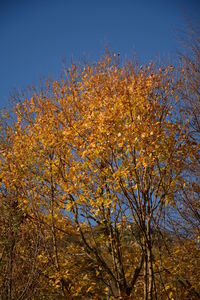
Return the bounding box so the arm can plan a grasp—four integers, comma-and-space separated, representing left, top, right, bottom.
0, 54, 197, 299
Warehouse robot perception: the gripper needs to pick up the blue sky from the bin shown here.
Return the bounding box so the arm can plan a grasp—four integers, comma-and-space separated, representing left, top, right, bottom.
0, 0, 199, 108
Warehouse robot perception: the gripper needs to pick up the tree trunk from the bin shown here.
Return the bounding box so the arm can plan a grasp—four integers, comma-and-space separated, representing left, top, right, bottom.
147, 215, 154, 300
143, 245, 148, 300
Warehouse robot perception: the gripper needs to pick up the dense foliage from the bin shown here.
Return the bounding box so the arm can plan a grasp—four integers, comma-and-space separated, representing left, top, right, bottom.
0, 44, 199, 299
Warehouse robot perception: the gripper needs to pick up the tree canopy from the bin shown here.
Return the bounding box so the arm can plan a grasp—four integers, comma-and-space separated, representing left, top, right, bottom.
0, 49, 199, 299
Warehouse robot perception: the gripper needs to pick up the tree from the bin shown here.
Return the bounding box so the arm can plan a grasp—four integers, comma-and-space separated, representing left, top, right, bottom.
178, 26, 200, 236
160, 26, 200, 300
0, 54, 196, 299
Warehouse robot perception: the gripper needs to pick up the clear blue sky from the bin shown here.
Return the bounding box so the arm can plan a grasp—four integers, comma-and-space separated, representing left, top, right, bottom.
0, 0, 199, 108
